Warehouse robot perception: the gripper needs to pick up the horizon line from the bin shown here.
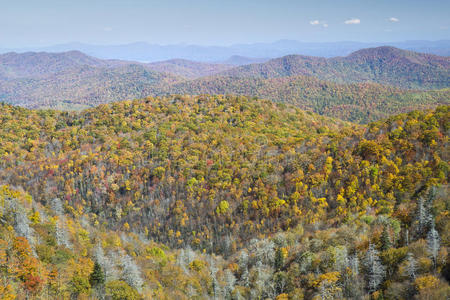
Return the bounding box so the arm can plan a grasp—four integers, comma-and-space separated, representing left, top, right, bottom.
1, 38, 449, 50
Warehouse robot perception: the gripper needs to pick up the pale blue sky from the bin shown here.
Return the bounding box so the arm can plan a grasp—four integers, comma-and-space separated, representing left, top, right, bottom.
1, 0, 449, 47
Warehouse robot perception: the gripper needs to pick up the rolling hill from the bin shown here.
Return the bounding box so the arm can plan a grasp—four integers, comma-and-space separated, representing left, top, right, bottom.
0, 47, 448, 122
219, 46, 450, 90
0, 50, 128, 79
145, 59, 234, 78
0, 64, 183, 108
168, 75, 450, 123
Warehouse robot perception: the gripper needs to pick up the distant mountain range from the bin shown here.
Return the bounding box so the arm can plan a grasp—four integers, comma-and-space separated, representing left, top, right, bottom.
0, 46, 448, 123
1, 40, 449, 62
220, 55, 271, 66
0, 51, 232, 80
0, 50, 127, 79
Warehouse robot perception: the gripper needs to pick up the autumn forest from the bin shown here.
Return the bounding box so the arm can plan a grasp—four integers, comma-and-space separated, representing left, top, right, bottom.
0, 9, 449, 297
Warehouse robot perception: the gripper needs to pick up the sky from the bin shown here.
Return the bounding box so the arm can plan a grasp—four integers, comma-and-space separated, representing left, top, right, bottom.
1, 0, 449, 47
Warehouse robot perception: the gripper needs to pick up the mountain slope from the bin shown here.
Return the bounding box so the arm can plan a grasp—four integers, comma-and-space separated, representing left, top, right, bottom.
0, 64, 183, 108
219, 46, 450, 89
0, 98, 448, 299
169, 74, 450, 123
0, 50, 129, 79
0, 182, 225, 299
145, 59, 233, 78
0, 96, 448, 250
0, 96, 348, 251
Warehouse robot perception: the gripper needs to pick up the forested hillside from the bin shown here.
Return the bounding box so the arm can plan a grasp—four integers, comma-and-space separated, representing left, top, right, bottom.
0, 51, 126, 79
0, 65, 183, 109
219, 47, 450, 90
146, 59, 234, 79
169, 75, 450, 123
4, 71, 448, 122
0, 96, 448, 299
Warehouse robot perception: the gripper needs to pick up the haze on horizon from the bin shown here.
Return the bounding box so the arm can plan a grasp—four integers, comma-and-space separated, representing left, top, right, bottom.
1, 0, 449, 48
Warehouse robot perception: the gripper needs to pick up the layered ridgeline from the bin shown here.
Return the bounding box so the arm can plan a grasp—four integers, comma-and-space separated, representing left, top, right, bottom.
4, 39, 449, 61
0, 64, 183, 110
0, 50, 125, 79
145, 59, 234, 78
169, 75, 450, 123
0, 50, 229, 79
0, 96, 448, 298
0, 47, 448, 123
218, 46, 450, 90
0, 51, 229, 109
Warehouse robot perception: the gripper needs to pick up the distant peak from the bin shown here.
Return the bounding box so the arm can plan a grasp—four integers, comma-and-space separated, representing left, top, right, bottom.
348, 46, 410, 57
64, 50, 88, 55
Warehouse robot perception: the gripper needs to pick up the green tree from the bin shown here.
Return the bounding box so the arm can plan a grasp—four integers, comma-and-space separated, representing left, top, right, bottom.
381, 226, 391, 251
275, 248, 285, 271
106, 280, 141, 300
89, 261, 105, 287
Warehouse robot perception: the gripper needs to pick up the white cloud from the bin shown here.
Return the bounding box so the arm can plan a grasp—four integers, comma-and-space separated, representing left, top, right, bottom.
103, 27, 113, 32
310, 20, 328, 28
344, 18, 360, 25
389, 17, 399, 22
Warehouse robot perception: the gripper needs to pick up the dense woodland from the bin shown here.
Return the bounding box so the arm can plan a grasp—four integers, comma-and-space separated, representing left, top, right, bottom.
0, 95, 448, 299
169, 76, 450, 123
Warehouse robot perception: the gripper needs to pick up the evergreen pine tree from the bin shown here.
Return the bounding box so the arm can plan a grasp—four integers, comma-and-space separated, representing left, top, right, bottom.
274, 248, 284, 270
89, 261, 105, 287
381, 226, 391, 251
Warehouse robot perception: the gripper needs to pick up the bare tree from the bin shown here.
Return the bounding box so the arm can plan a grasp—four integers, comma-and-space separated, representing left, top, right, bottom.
94, 244, 119, 281
363, 244, 385, 293
405, 252, 417, 280
427, 224, 440, 271
223, 269, 236, 299
120, 252, 144, 292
